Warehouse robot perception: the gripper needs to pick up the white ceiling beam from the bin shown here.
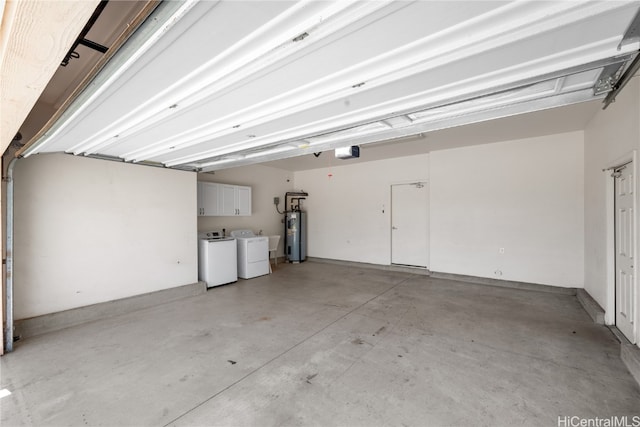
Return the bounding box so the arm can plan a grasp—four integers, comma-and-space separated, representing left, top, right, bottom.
19, 0, 199, 157
198, 88, 604, 172
72, 1, 393, 157
161, 49, 633, 168
122, 1, 638, 164
17, 0, 640, 173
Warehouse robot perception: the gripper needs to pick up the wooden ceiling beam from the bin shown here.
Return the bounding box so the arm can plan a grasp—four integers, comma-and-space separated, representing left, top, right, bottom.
0, 0, 100, 152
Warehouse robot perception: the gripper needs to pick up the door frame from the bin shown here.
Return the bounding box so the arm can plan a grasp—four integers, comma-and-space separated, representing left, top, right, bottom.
389, 179, 429, 268
605, 150, 639, 345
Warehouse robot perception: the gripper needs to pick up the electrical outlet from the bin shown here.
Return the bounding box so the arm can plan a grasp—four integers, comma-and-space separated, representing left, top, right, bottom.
499, 247, 505, 254
274, 197, 280, 205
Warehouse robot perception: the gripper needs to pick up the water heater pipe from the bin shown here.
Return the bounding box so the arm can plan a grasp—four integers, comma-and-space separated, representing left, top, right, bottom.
284, 191, 308, 212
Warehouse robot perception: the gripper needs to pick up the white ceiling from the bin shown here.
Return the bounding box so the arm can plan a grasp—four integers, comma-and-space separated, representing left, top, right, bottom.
20, 1, 640, 172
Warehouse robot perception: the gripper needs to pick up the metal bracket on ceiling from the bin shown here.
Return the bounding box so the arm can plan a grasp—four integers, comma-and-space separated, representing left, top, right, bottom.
61, 0, 110, 67
603, 7, 640, 107
602, 51, 640, 109
594, 63, 625, 96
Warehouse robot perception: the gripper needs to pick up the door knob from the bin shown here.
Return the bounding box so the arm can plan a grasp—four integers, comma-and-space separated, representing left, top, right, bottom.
392, 226, 398, 230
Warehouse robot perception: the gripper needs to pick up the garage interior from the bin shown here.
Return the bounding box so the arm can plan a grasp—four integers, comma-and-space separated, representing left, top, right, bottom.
2, 1, 640, 425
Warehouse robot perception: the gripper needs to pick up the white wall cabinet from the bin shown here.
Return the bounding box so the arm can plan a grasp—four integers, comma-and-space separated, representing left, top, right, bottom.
197, 182, 219, 216
236, 186, 251, 215
198, 182, 251, 216
219, 184, 237, 216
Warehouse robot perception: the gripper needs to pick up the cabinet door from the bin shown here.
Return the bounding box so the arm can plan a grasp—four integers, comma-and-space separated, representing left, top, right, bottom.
237, 186, 251, 216
197, 182, 219, 216
197, 182, 205, 216
219, 184, 237, 216
201, 182, 219, 215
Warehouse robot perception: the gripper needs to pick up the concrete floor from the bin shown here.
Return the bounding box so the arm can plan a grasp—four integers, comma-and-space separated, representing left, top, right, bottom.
1, 261, 639, 426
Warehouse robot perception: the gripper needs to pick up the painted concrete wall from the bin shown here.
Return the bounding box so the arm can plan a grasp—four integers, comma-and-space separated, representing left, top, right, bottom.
584, 77, 640, 310
198, 164, 294, 258
13, 154, 197, 319
295, 132, 584, 287
430, 132, 584, 287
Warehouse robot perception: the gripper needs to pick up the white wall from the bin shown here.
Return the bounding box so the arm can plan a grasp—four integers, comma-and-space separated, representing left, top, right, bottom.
295, 132, 584, 288
584, 77, 640, 309
14, 154, 197, 319
430, 132, 584, 287
198, 164, 294, 258
294, 155, 429, 265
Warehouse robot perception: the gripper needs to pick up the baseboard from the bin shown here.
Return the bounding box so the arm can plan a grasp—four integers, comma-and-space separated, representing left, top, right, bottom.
613, 324, 640, 387
621, 343, 640, 387
14, 281, 206, 340
307, 257, 431, 276
429, 271, 577, 295
609, 325, 630, 344
271, 256, 286, 266
576, 289, 605, 324
307, 257, 576, 293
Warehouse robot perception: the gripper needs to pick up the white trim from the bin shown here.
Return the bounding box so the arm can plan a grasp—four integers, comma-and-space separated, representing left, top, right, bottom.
605, 150, 638, 345
605, 169, 616, 325
389, 178, 430, 267
389, 180, 430, 269
635, 150, 639, 346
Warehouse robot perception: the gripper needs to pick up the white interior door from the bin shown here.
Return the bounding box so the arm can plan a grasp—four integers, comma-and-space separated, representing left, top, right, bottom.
391, 182, 428, 267
614, 162, 636, 343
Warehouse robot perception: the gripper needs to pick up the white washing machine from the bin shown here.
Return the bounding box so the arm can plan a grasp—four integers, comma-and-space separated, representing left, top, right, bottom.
230, 230, 269, 279
198, 231, 238, 288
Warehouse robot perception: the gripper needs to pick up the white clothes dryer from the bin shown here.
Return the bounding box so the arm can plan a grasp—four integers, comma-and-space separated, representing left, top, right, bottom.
230, 230, 270, 279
